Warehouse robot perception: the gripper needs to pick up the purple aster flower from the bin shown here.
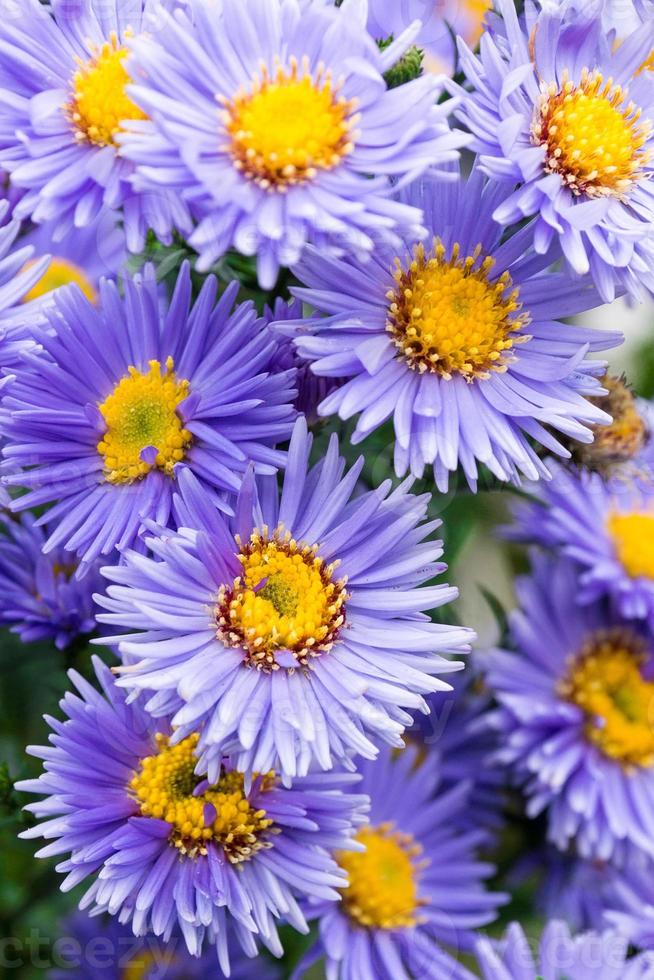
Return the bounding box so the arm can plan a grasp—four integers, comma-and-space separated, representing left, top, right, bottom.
0, 263, 297, 567
0, 201, 50, 371
0, 512, 100, 649
49, 913, 280, 979
508, 463, 654, 625
119, 0, 465, 288
366, 0, 491, 76
299, 743, 506, 980
17, 658, 367, 972
484, 551, 654, 862
96, 417, 473, 781
0, 0, 192, 252
455, 0, 654, 302
474, 920, 654, 979
411, 666, 505, 832
21, 209, 127, 308
265, 298, 339, 425
282, 165, 618, 492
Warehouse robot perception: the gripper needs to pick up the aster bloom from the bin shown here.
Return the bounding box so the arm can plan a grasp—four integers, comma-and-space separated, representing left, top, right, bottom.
266, 298, 339, 425
18, 658, 367, 971
49, 914, 280, 979
96, 417, 472, 781
119, 0, 465, 288
455, 0, 654, 302
0, 201, 50, 371
0, 0, 192, 251
0, 263, 296, 567
411, 667, 505, 831
366, 0, 491, 76
283, 166, 618, 492
485, 551, 654, 861
0, 513, 101, 649
300, 743, 505, 980
21, 210, 127, 307
474, 920, 654, 980
509, 462, 654, 625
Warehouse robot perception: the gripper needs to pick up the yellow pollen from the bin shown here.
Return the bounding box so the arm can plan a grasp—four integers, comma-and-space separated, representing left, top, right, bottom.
463, 0, 492, 47
221, 55, 357, 190
579, 374, 647, 471
96, 356, 192, 485
607, 511, 654, 580
121, 950, 174, 980
216, 526, 347, 670
386, 239, 530, 381
130, 733, 276, 862
533, 68, 651, 197
560, 629, 654, 767
66, 31, 147, 147
336, 824, 426, 930
22, 257, 97, 305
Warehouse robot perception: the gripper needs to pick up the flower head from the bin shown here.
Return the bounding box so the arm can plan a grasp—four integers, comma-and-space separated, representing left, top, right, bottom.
119, 0, 465, 287
48, 913, 280, 979
283, 165, 618, 491
485, 551, 654, 861
0, 0, 192, 251
0, 263, 296, 566
96, 417, 472, 781
303, 743, 506, 980
18, 658, 366, 970
509, 463, 654, 625
455, 0, 654, 301
474, 920, 654, 979
366, 0, 491, 76
0, 513, 100, 649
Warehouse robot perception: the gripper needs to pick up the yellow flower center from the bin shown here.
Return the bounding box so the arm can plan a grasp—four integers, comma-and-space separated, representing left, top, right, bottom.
533, 69, 651, 197
67, 32, 147, 147
221, 55, 357, 190
130, 733, 276, 861
121, 950, 174, 980
336, 824, 425, 930
607, 511, 654, 580
386, 239, 529, 380
96, 357, 192, 485
463, 0, 492, 47
216, 527, 347, 670
561, 629, 654, 766
22, 257, 97, 304
580, 374, 646, 470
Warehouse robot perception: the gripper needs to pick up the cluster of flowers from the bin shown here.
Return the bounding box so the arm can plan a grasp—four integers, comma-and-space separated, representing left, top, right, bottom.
2, 0, 654, 976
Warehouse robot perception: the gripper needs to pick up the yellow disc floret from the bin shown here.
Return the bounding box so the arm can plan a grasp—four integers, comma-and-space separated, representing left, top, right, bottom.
22, 258, 97, 305
130, 733, 276, 861
386, 239, 530, 380
67, 31, 147, 147
221, 55, 357, 190
122, 950, 174, 980
216, 526, 347, 670
533, 68, 651, 197
336, 823, 426, 930
575, 374, 647, 472
560, 629, 654, 767
97, 357, 192, 484
607, 511, 654, 580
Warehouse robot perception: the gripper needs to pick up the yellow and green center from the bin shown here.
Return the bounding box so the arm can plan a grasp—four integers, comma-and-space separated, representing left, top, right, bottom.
96, 357, 192, 485
561, 629, 654, 766
216, 527, 347, 670
533, 69, 651, 197
22, 258, 97, 305
386, 239, 529, 381
130, 733, 276, 861
336, 823, 426, 930
221, 55, 357, 190
607, 511, 654, 580
67, 31, 147, 147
